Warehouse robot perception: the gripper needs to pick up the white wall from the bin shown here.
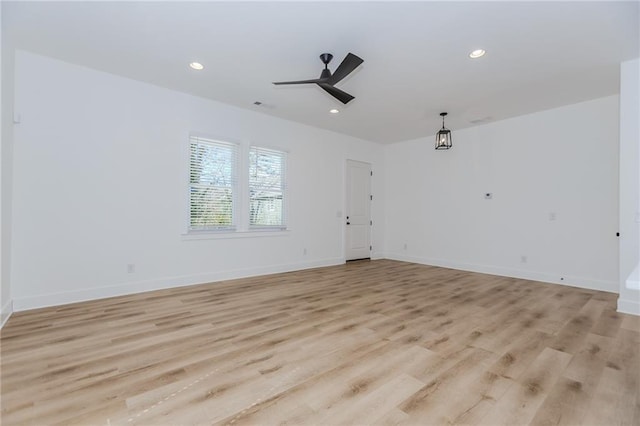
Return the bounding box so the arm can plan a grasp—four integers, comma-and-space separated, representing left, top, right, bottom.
11, 50, 385, 311
618, 57, 640, 315
384, 96, 620, 292
1, 4, 15, 326
6, 49, 629, 313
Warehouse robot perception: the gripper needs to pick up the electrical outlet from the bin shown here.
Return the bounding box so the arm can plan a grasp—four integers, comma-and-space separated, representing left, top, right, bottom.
127, 264, 135, 273
303, 248, 307, 256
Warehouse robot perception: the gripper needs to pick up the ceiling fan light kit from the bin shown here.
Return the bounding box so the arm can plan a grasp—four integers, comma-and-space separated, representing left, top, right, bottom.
435, 112, 452, 150
273, 52, 364, 104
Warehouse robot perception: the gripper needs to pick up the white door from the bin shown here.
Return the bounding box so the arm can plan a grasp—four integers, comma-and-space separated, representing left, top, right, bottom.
346, 160, 372, 261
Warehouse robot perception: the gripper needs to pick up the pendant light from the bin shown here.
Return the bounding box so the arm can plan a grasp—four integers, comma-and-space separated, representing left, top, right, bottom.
435, 112, 452, 150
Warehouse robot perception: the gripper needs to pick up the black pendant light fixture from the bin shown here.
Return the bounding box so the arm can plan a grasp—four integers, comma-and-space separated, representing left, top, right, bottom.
435, 112, 452, 150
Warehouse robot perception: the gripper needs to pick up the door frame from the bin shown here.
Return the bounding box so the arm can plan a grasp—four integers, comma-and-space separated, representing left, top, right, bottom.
344, 159, 372, 261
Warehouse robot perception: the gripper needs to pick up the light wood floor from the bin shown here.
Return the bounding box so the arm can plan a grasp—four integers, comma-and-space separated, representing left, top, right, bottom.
1, 260, 639, 425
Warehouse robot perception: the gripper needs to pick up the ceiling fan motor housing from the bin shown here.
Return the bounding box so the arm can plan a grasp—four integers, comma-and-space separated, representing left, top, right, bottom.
319, 53, 333, 65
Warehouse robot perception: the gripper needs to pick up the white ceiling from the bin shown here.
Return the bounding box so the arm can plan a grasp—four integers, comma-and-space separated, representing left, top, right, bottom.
2, 1, 638, 144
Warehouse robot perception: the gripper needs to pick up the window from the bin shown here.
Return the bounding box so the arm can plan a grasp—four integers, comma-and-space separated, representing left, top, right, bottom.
189, 136, 238, 231
249, 147, 286, 229
187, 136, 287, 234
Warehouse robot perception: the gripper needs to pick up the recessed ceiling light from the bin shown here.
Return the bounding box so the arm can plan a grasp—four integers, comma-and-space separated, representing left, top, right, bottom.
189, 62, 204, 70
329, 109, 339, 114
469, 49, 486, 59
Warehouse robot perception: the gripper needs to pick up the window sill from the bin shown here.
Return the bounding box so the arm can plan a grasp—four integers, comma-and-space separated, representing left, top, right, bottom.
181, 229, 290, 241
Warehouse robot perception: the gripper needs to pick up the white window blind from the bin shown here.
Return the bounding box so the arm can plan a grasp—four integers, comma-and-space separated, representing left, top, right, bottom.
189, 136, 238, 231
249, 146, 286, 229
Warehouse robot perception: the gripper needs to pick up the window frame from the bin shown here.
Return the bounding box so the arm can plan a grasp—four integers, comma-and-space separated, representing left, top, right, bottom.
184, 134, 289, 237
187, 135, 240, 233
248, 145, 288, 231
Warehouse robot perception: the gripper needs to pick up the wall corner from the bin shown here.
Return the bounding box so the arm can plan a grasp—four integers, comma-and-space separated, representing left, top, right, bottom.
1, 298, 13, 328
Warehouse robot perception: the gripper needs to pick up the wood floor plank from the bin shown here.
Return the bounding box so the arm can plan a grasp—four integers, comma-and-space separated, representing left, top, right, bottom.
486, 328, 554, 381
313, 373, 425, 425
581, 366, 637, 426
1, 259, 638, 425
530, 333, 615, 426
398, 346, 498, 422
479, 347, 573, 425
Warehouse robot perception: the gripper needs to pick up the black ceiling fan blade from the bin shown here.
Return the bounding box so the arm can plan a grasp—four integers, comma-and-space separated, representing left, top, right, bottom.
273, 78, 326, 85
326, 53, 363, 85
317, 82, 355, 104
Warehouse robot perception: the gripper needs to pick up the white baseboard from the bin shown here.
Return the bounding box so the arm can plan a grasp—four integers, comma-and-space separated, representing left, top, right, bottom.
12, 257, 345, 312
10, 253, 623, 313
371, 251, 385, 260
1, 299, 13, 328
618, 295, 640, 315
382, 252, 618, 293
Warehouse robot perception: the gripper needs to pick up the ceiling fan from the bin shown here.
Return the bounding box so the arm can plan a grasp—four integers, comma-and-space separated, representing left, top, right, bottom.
273, 53, 364, 104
